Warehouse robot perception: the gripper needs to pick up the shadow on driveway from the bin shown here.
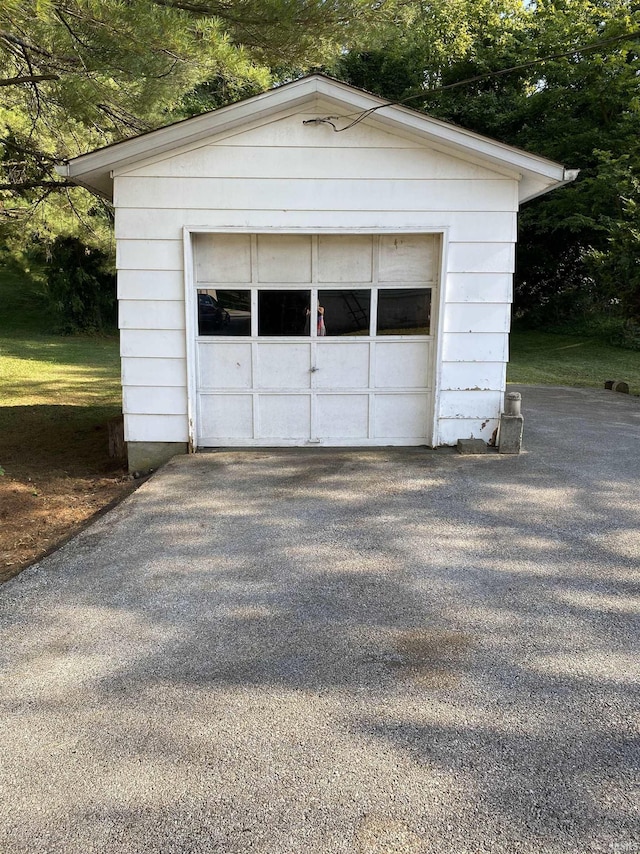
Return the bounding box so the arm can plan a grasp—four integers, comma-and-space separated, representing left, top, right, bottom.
1, 386, 639, 853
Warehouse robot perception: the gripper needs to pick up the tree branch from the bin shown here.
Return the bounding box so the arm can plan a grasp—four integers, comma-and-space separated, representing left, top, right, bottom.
0, 28, 55, 59
0, 73, 60, 86
0, 179, 76, 191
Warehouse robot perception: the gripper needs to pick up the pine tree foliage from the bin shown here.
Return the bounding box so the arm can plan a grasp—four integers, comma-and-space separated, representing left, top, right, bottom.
0, 0, 388, 250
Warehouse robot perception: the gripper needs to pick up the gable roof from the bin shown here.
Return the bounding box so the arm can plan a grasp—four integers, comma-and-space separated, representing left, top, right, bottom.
57, 74, 577, 203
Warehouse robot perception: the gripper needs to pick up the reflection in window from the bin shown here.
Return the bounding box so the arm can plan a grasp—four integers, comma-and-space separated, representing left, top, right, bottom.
376, 288, 431, 335
198, 289, 251, 336
258, 290, 311, 336
318, 290, 371, 336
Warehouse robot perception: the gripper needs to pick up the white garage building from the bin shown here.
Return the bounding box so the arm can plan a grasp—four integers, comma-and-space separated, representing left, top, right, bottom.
59, 75, 576, 471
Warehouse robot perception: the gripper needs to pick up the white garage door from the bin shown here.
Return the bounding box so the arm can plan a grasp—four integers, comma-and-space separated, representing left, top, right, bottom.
192, 233, 438, 446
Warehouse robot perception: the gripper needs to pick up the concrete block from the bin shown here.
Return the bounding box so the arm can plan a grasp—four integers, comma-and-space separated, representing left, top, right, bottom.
127, 441, 188, 473
457, 438, 488, 455
498, 414, 524, 454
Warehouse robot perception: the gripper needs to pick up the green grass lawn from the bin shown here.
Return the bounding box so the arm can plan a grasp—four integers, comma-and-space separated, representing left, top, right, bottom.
0, 262, 121, 477
508, 331, 640, 396
0, 258, 120, 406
1, 334, 121, 408
0, 332, 121, 477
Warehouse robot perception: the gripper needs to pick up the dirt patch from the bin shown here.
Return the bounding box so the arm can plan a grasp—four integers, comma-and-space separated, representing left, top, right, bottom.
0, 473, 136, 584
0, 406, 139, 584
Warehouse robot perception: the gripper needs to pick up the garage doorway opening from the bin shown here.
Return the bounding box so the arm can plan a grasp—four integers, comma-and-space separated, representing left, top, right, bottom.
189, 232, 441, 447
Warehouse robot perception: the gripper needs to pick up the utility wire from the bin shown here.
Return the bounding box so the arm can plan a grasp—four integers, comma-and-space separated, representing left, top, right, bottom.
304, 29, 640, 132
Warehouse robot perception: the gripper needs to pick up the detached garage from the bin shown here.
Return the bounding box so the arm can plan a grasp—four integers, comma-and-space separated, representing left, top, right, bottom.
58, 74, 576, 470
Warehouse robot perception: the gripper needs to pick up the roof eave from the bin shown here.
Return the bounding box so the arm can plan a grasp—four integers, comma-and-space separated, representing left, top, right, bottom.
59, 74, 574, 203
62, 76, 322, 190
519, 168, 580, 204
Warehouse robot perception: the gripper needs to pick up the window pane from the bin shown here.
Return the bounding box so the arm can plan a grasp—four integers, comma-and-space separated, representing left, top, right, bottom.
318, 290, 371, 336
198, 289, 251, 336
258, 290, 311, 336
376, 288, 431, 335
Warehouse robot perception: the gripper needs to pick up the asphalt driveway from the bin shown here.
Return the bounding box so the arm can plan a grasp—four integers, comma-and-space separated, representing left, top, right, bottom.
1, 386, 639, 854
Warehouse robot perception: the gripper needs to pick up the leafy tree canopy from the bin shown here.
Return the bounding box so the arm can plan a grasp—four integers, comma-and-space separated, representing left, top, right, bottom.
333, 0, 640, 329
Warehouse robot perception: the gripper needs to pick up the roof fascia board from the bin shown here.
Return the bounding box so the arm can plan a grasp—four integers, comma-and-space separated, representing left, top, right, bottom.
300, 102, 522, 181
110, 102, 315, 178
66, 76, 321, 179
313, 77, 565, 182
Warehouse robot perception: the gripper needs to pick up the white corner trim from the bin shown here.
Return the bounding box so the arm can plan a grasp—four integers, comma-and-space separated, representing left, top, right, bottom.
431, 229, 449, 447
183, 228, 198, 452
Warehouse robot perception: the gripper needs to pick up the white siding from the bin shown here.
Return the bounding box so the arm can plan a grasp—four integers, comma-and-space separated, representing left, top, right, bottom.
115, 177, 515, 213
119, 300, 184, 330
445, 273, 513, 304
115, 99, 518, 446
117, 270, 183, 301
115, 209, 516, 243
122, 357, 186, 387
440, 362, 506, 392
123, 386, 187, 415
443, 304, 511, 334
120, 329, 185, 359
124, 414, 188, 443
439, 390, 504, 419
441, 333, 509, 363
116, 240, 183, 271
447, 242, 515, 274
122, 144, 509, 181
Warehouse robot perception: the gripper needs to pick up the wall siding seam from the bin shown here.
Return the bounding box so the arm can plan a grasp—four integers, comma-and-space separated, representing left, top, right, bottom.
116, 209, 516, 216
115, 207, 516, 213
121, 175, 513, 182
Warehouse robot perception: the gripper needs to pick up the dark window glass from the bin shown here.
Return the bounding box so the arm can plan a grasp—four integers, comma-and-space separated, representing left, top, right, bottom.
258, 290, 311, 336
376, 288, 431, 335
317, 290, 371, 336
198, 290, 251, 336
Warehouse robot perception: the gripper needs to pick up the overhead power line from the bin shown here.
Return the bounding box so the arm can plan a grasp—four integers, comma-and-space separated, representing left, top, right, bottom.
303, 29, 640, 132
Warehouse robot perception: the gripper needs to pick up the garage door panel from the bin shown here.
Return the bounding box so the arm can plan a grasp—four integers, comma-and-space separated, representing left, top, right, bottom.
374, 341, 430, 388
199, 394, 254, 440
318, 235, 373, 283
195, 233, 252, 283
256, 343, 311, 389
316, 394, 369, 438
259, 395, 310, 438
379, 234, 436, 282
314, 342, 370, 389
374, 394, 428, 439
198, 342, 252, 388
257, 234, 312, 282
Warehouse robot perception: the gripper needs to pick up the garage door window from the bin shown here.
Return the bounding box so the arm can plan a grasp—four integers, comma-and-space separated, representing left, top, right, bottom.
258, 290, 311, 336
198, 287, 432, 337
198, 289, 251, 336
377, 288, 431, 335
318, 290, 371, 336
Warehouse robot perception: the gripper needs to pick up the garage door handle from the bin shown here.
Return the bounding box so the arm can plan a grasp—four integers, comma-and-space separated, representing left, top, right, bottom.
309, 366, 319, 372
